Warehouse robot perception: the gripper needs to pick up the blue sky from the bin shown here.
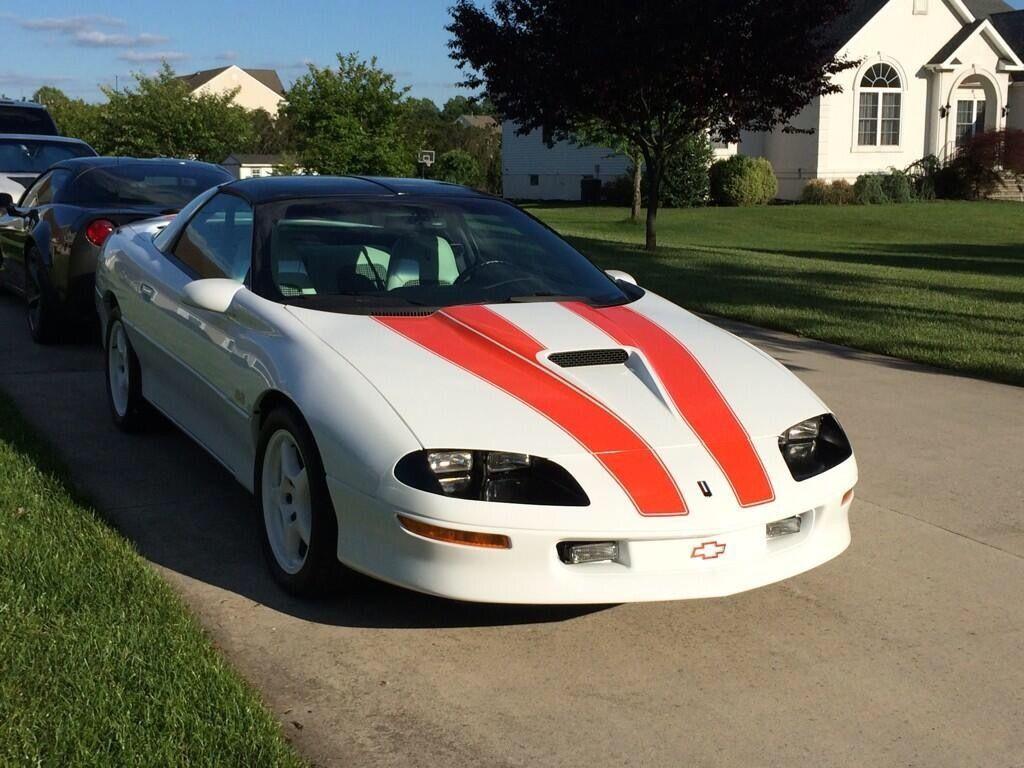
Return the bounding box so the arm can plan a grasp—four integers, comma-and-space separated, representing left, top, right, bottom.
3, 0, 1024, 105
0, 0, 476, 105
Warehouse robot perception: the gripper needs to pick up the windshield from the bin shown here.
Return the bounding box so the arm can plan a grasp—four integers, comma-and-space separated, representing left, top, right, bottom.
67, 163, 231, 209
258, 197, 630, 312
0, 139, 93, 173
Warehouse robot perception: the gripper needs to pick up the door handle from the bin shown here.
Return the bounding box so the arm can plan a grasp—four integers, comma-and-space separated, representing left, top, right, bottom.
139, 283, 156, 301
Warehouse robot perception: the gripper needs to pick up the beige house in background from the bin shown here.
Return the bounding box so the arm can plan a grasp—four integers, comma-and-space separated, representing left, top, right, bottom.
502, 0, 1024, 200
742, 0, 1024, 198
177, 65, 285, 116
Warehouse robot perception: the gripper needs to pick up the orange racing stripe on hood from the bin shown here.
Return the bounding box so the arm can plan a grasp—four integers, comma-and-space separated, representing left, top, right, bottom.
563, 302, 775, 508
374, 308, 687, 516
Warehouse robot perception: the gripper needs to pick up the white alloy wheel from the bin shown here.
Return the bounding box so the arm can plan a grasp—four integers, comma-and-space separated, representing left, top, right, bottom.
107, 320, 131, 419
262, 429, 313, 575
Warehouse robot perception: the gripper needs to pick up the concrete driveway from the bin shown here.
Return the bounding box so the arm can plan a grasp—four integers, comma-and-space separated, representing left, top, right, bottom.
1, 293, 1021, 767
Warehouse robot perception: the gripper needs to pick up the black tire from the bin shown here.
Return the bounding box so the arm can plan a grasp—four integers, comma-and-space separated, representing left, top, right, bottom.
25, 247, 61, 344
255, 406, 346, 596
104, 309, 149, 432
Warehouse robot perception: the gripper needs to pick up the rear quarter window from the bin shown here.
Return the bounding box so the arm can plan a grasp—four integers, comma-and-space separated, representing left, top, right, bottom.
0, 106, 58, 135
67, 164, 230, 209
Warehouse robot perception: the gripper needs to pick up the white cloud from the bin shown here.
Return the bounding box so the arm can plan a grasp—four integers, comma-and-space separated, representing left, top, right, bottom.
0, 71, 75, 87
73, 30, 168, 48
118, 50, 188, 63
20, 15, 125, 31
216, 51, 239, 62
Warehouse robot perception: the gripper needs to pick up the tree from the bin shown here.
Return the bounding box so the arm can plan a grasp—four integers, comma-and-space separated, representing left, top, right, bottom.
573, 122, 644, 221
440, 94, 494, 122
449, 0, 855, 250
93, 64, 256, 160
33, 86, 102, 146
434, 149, 482, 187
283, 53, 414, 176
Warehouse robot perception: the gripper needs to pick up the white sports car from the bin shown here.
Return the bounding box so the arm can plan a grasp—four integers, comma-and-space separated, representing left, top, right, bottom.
95, 176, 857, 604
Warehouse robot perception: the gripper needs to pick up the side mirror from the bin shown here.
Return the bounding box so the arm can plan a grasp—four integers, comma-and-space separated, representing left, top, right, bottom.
0, 193, 14, 213
605, 269, 638, 286
182, 279, 243, 313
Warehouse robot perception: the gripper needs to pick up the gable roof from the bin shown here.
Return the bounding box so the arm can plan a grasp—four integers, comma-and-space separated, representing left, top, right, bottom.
989, 10, 1024, 60
456, 114, 499, 130
827, 0, 1014, 51
222, 154, 287, 165
926, 13, 1024, 67
177, 66, 285, 96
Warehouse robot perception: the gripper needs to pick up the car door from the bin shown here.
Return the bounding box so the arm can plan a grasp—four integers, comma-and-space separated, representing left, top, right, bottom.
0, 170, 57, 293
134, 192, 257, 476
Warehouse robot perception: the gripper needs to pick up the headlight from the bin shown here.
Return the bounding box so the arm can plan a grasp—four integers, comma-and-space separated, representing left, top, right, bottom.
778, 414, 852, 481
395, 450, 590, 506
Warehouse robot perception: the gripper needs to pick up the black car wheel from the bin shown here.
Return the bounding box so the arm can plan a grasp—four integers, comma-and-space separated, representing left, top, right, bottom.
25, 247, 60, 344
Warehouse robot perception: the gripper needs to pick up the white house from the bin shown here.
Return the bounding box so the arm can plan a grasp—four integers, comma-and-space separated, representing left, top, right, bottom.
221, 154, 307, 179
502, 0, 1024, 201
177, 65, 285, 116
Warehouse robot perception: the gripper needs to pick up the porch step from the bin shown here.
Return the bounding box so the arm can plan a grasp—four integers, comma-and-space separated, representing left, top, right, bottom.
987, 175, 1024, 202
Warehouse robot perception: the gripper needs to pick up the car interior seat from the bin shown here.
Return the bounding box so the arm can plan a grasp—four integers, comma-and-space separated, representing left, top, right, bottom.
385, 234, 459, 290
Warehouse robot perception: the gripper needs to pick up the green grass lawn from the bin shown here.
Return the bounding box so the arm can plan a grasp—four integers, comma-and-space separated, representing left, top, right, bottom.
531, 201, 1024, 386
0, 394, 304, 767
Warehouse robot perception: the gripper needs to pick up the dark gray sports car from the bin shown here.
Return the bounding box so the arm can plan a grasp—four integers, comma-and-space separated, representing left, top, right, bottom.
0, 156, 232, 343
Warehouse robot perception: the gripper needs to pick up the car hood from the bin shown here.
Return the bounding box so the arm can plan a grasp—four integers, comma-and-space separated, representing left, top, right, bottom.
287, 293, 827, 458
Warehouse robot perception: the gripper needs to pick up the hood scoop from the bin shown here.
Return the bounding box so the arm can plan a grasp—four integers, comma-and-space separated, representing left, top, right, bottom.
548, 348, 629, 368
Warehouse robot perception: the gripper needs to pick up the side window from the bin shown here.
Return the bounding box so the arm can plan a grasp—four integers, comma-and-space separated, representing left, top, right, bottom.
171, 194, 253, 282
20, 171, 53, 207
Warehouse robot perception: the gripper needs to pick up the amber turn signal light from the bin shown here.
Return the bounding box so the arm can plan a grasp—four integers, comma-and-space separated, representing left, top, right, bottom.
397, 515, 511, 549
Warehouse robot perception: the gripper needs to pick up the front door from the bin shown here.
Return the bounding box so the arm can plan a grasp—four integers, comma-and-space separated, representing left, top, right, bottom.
142, 192, 256, 476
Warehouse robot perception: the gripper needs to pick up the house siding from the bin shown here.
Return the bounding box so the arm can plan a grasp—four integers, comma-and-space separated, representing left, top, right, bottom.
502, 124, 631, 200
191, 66, 284, 116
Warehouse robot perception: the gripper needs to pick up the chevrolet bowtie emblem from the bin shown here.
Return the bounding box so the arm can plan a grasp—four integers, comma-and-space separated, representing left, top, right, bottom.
691, 541, 727, 560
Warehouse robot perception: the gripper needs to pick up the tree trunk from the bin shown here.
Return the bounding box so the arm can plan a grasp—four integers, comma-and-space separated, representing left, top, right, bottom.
645, 158, 661, 252
631, 155, 642, 222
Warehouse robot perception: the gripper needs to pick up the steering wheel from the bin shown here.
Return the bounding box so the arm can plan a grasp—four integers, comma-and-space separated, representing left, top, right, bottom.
453, 258, 517, 286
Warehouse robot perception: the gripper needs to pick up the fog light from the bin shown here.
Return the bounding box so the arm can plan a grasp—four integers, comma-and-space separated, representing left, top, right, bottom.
557, 541, 619, 565
767, 515, 802, 539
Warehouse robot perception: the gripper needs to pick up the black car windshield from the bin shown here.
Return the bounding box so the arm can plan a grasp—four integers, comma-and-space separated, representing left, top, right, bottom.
258, 197, 631, 311
0, 138, 93, 173
67, 163, 231, 209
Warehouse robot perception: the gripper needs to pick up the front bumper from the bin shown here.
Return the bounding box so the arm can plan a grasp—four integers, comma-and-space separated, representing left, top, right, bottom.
327, 477, 854, 605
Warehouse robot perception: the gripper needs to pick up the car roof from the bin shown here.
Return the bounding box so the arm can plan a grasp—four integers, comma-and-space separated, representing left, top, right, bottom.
50, 156, 231, 174
224, 175, 492, 204
0, 100, 49, 110
0, 133, 91, 145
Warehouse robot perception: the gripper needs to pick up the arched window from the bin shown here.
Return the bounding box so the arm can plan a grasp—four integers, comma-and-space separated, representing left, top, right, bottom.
857, 63, 902, 147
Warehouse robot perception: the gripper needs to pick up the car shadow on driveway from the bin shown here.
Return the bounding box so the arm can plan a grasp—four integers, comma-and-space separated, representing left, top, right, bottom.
0, 295, 606, 629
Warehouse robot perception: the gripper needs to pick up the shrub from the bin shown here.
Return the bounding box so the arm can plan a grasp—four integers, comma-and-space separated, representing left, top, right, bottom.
433, 149, 481, 187
854, 173, 889, 204
882, 169, 915, 203
602, 174, 635, 206
660, 133, 714, 207
827, 179, 855, 205
709, 155, 778, 206
802, 178, 856, 205
800, 179, 830, 205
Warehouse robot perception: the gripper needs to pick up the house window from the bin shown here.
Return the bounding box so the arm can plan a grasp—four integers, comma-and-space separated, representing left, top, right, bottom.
956, 99, 986, 147
857, 63, 902, 147
913, 0, 928, 14
529, 174, 540, 187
